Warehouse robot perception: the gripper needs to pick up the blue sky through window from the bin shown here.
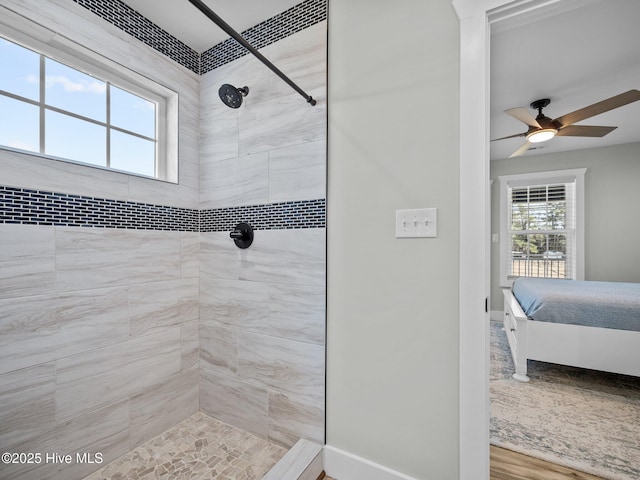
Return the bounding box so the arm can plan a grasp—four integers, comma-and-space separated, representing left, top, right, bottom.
111, 85, 155, 138
45, 58, 106, 122
0, 37, 39, 100
0, 36, 157, 177
0, 96, 39, 151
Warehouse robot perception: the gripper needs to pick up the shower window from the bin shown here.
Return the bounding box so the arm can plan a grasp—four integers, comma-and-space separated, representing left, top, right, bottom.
0, 34, 177, 182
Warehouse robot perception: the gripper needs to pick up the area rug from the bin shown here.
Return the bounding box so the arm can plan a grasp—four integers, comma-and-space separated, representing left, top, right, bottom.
490, 320, 640, 480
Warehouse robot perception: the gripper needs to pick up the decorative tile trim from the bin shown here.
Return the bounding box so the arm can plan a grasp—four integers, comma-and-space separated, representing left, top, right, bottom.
72, 0, 200, 74
72, 0, 326, 75
0, 186, 199, 231
200, 0, 327, 74
200, 199, 326, 232
0, 186, 325, 232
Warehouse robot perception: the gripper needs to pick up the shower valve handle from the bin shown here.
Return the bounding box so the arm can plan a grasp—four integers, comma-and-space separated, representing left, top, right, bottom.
229, 222, 254, 249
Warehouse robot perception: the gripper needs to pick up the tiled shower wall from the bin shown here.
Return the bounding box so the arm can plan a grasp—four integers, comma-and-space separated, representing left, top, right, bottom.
0, 2, 326, 480
198, 21, 327, 447
0, 1, 200, 479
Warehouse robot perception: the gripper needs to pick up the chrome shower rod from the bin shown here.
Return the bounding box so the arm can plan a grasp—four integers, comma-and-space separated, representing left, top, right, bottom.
187, 0, 317, 106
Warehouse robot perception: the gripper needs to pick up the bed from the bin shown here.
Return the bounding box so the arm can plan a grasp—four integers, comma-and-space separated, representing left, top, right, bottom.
502, 278, 640, 382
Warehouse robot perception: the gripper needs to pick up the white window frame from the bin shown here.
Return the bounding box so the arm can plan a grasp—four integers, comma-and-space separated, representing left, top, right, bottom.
0, 26, 178, 183
499, 168, 586, 287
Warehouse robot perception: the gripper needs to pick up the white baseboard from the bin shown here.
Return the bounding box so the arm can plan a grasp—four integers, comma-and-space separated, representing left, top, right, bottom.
323, 445, 418, 480
490, 310, 503, 322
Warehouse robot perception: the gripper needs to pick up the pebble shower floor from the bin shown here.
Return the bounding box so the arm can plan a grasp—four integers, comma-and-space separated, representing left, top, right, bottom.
83, 412, 287, 480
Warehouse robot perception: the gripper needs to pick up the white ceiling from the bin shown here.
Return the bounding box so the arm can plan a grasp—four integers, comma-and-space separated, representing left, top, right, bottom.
122, 0, 302, 52
490, 0, 640, 160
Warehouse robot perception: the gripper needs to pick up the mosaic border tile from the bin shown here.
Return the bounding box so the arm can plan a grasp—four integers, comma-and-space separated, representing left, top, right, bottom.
72, 0, 327, 75
72, 0, 200, 74
0, 185, 199, 231
200, 0, 327, 74
0, 185, 325, 232
200, 199, 326, 232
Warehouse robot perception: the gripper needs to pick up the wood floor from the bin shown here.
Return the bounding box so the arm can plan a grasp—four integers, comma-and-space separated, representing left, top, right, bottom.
490, 445, 605, 480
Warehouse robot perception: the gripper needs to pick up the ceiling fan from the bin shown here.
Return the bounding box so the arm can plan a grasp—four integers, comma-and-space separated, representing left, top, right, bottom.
492, 89, 640, 158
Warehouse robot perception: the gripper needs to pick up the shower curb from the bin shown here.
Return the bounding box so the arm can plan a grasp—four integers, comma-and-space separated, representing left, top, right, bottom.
262, 439, 323, 480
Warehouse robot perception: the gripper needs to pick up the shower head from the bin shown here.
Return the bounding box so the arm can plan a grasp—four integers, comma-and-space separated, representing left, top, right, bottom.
218, 84, 249, 108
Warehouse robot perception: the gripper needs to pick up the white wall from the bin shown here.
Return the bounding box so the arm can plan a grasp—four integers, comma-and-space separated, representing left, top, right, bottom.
326, 1, 461, 478
490, 142, 640, 310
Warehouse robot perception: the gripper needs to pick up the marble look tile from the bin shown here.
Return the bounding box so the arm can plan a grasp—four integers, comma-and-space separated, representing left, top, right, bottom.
268, 392, 324, 448
199, 323, 238, 376
268, 21, 327, 97
269, 140, 326, 203
55, 228, 181, 291
200, 46, 272, 105
55, 328, 181, 423
200, 229, 326, 286
0, 287, 129, 374
127, 32, 200, 86
1, 0, 130, 75
239, 92, 326, 157
199, 152, 269, 209
199, 276, 269, 327
129, 369, 199, 448
128, 278, 198, 337
180, 232, 200, 279
2, 399, 129, 480
237, 332, 324, 405
267, 282, 326, 346
0, 3, 56, 46
199, 53, 269, 164
200, 368, 269, 439
181, 319, 199, 371
247, 229, 326, 286
0, 149, 131, 203
127, 175, 198, 209
200, 105, 239, 162
199, 232, 242, 281
176, 139, 200, 194
0, 363, 56, 448
200, 277, 325, 346
0, 225, 55, 300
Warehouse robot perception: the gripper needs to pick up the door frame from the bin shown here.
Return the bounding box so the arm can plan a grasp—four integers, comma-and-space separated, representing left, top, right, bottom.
453, 1, 569, 478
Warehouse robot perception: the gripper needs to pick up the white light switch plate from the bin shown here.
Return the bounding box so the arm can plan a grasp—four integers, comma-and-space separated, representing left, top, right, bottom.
395, 208, 437, 238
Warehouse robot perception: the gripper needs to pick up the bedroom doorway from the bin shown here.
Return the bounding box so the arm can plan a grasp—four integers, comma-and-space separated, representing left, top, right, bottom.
458, 0, 640, 477
486, 1, 640, 479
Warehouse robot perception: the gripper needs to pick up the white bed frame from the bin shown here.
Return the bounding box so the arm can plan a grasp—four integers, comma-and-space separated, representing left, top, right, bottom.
502, 288, 640, 382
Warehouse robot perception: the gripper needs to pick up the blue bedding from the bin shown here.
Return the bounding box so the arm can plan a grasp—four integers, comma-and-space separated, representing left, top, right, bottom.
512, 278, 640, 332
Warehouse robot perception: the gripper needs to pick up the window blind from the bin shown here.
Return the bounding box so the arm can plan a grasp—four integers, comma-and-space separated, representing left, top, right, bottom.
508, 181, 576, 279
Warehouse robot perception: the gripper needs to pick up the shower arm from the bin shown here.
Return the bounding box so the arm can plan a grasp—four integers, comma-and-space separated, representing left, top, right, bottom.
187, 0, 317, 106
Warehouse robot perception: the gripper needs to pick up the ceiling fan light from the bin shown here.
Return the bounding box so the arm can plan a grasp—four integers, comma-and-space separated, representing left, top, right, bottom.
527, 128, 557, 143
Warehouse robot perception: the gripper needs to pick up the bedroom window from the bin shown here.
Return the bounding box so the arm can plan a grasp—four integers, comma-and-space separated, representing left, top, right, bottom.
499, 169, 586, 287
0, 34, 177, 182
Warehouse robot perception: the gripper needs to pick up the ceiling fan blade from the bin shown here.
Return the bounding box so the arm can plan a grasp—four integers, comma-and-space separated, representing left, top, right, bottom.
491, 132, 527, 142
508, 141, 531, 158
556, 125, 617, 137
505, 107, 541, 128
554, 89, 640, 127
